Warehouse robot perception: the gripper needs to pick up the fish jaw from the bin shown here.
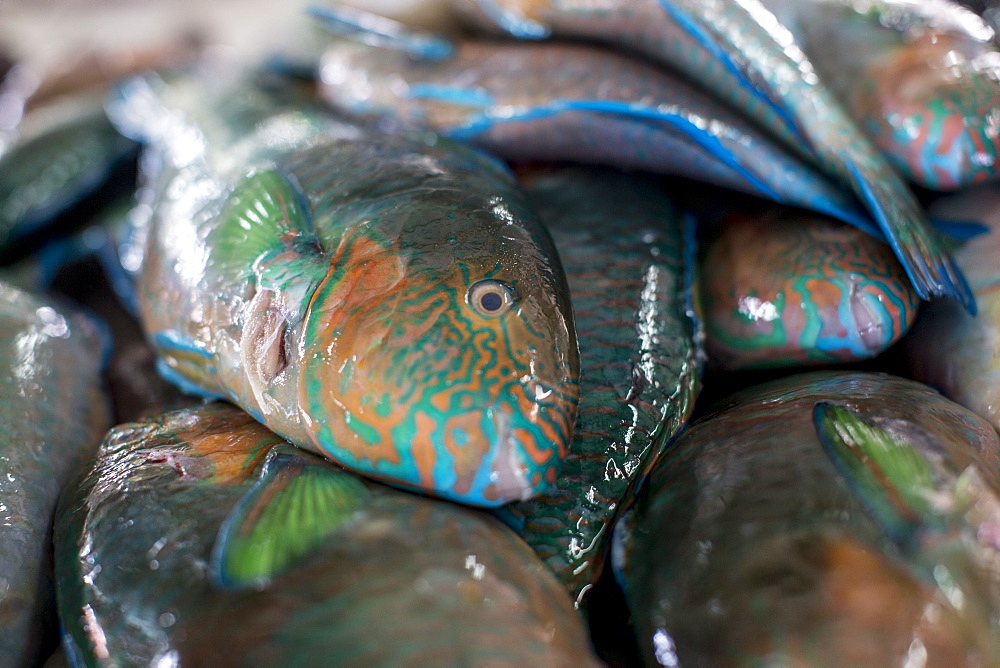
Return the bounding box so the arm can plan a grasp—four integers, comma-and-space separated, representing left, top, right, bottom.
293, 228, 579, 506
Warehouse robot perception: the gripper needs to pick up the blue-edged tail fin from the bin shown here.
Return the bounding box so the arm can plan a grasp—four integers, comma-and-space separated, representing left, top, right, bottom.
845, 163, 976, 314
212, 443, 370, 589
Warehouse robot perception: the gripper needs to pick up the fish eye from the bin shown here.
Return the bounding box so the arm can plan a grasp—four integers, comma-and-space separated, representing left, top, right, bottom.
467, 279, 516, 317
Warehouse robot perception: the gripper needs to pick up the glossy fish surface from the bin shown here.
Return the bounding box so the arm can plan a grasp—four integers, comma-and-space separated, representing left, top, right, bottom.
455, 0, 974, 311
503, 166, 702, 603
907, 183, 1000, 432
767, 0, 1000, 191
111, 72, 578, 506
701, 207, 920, 370
317, 35, 884, 236
54, 403, 602, 666
0, 279, 111, 667
619, 371, 1000, 666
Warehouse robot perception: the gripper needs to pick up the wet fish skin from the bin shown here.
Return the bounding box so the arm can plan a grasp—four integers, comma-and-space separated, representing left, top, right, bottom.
619, 371, 1000, 666
0, 279, 111, 668
701, 207, 920, 370
502, 166, 702, 604
455, 0, 974, 311
318, 36, 882, 236
111, 72, 578, 506
54, 403, 602, 667
766, 0, 1000, 191
907, 183, 1000, 433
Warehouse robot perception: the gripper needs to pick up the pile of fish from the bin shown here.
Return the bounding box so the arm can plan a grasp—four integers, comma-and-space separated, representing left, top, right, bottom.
3, 0, 1000, 665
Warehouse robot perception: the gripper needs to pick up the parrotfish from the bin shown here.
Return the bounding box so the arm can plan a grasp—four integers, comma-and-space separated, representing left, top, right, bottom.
0, 279, 111, 667
316, 22, 888, 239
618, 371, 1000, 666
453, 0, 974, 311
907, 183, 1000, 433
54, 403, 602, 666
108, 72, 578, 506
502, 166, 702, 605
701, 206, 920, 370
764, 0, 1000, 191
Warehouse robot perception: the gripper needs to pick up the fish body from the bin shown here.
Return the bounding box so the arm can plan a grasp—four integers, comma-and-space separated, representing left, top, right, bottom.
455, 0, 974, 310
110, 72, 578, 506
766, 0, 1000, 191
318, 36, 883, 236
701, 207, 920, 370
618, 371, 1000, 666
502, 166, 701, 603
54, 403, 601, 666
907, 183, 1000, 432
0, 280, 111, 667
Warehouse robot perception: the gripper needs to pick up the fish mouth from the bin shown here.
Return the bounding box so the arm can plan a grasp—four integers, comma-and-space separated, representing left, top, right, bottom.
480, 376, 577, 505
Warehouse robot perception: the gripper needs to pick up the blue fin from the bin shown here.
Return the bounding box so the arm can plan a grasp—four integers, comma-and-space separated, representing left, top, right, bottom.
212, 444, 370, 589
813, 403, 940, 550
425, 94, 784, 202
930, 218, 990, 242
655, 0, 806, 147
469, 0, 551, 38
845, 163, 976, 314
307, 3, 454, 60
152, 330, 223, 399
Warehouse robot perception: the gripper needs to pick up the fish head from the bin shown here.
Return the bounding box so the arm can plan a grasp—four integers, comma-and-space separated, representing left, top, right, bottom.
296, 163, 579, 506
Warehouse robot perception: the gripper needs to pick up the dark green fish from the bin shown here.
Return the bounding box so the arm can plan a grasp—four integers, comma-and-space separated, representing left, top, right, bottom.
619, 371, 1000, 666
54, 403, 602, 666
110, 71, 578, 506
0, 279, 111, 667
503, 165, 702, 605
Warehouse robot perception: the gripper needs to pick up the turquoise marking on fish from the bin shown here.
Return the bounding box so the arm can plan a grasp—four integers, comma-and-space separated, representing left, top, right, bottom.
306, 3, 454, 60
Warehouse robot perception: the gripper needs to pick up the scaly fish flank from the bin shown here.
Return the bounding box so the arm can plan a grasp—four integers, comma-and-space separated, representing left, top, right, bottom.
110, 73, 578, 506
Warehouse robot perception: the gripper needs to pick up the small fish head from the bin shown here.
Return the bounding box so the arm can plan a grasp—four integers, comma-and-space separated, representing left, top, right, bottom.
297, 182, 579, 506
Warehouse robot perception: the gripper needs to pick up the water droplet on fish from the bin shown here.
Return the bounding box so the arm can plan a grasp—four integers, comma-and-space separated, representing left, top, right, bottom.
149, 559, 159, 571
158, 612, 176, 628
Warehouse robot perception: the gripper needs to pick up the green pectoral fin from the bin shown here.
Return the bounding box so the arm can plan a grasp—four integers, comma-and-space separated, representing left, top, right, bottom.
814, 403, 938, 548
212, 444, 371, 589
208, 168, 317, 283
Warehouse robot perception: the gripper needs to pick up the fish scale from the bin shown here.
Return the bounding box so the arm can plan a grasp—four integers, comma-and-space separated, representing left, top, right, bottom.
456, 0, 975, 310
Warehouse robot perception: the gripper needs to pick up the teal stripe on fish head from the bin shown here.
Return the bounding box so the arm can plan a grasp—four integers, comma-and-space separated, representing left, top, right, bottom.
285, 139, 579, 506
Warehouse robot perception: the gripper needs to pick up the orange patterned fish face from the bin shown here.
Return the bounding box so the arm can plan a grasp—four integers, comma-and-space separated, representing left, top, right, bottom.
296, 200, 579, 507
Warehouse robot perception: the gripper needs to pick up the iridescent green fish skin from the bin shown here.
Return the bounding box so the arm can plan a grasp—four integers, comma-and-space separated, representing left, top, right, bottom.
0, 280, 111, 667
503, 166, 702, 604
701, 208, 920, 370
318, 37, 881, 236
455, 0, 974, 311
110, 73, 578, 506
766, 0, 1000, 191
619, 371, 1000, 666
907, 183, 1000, 432
54, 403, 602, 666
